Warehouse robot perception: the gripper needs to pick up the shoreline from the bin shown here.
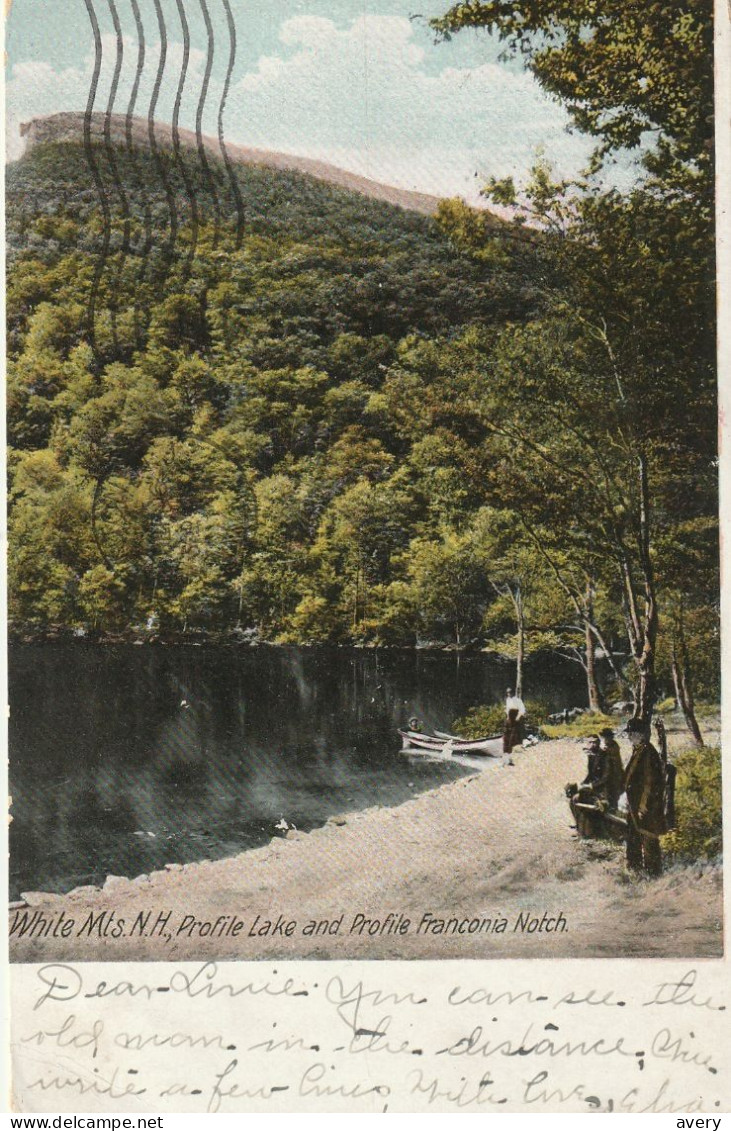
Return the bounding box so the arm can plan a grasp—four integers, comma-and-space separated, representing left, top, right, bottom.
9, 750, 498, 911
9, 736, 723, 963
8, 632, 508, 655
8, 752, 485, 907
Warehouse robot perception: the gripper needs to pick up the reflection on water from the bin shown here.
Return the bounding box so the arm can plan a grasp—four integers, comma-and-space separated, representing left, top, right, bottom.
8, 644, 585, 899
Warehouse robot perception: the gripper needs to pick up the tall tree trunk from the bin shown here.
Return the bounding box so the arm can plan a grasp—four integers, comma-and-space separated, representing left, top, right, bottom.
515, 585, 524, 699
629, 618, 657, 723
671, 657, 682, 711
588, 621, 626, 693
637, 454, 658, 723
621, 454, 658, 725
585, 618, 603, 712
584, 580, 604, 712
670, 655, 703, 745
672, 622, 704, 747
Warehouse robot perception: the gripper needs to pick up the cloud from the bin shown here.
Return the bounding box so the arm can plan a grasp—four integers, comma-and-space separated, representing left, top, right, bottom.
226, 14, 594, 199
5, 12, 600, 199
5, 31, 213, 161
7, 59, 90, 160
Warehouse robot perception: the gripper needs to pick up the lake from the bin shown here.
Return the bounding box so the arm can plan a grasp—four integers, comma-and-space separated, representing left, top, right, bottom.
8, 644, 586, 900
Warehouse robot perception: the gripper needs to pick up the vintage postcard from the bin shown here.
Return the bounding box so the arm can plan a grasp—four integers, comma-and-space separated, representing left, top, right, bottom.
4, 0, 730, 1114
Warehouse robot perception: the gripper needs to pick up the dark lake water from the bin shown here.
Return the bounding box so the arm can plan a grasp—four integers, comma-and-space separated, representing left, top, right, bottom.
8, 644, 586, 899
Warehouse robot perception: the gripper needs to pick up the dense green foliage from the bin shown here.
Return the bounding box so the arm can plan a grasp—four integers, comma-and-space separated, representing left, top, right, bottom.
428, 0, 717, 726
453, 698, 551, 738
7, 139, 549, 646
432, 0, 713, 194
664, 745, 722, 862
6, 0, 719, 735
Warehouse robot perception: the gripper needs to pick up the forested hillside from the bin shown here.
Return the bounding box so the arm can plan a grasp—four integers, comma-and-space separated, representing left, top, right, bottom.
6, 130, 543, 645
6, 105, 719, 721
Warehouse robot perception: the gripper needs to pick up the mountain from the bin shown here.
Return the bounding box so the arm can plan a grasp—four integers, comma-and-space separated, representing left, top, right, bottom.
6, 113, 543, 644
19, 112, 446, 217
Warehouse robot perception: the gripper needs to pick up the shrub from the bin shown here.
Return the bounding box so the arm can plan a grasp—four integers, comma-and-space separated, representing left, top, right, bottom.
453, 697, 551, 738
453, 703, 505, 738
664, 745, 722, 862
524, 698, 551, 726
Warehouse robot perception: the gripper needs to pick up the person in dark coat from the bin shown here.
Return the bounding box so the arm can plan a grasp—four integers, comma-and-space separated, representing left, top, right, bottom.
567, 734, 604, 837
580, 733, 602, 786
623, 718, 668, 876
598, 727, 624, 810
502, 707, 523, 754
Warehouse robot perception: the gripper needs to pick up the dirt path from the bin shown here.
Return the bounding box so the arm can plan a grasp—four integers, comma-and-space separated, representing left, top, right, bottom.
9, 737, 722, 962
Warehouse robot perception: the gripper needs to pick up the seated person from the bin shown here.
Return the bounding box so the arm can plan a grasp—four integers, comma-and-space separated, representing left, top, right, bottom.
566, 733, 621, 838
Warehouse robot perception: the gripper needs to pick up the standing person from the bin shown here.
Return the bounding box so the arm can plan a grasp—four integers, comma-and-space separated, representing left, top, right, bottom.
505, 687, 526, 719
502, 707, 523, 756
504, 686, 526, 753
623, 718, 668, 876
598, 728, 624, 808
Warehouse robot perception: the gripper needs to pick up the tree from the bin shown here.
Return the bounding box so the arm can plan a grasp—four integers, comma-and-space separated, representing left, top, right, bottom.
8, 467, 93, 628
67, 365, 172, 569
655, 516, 719, 745
148, 293, 209, 354
314, 478, 416, 638
464, 313, 693, 721
430, 0, 716, 722
432, 0, 713, 191
405, 531, 487, 646
470, 508, 564, 698
77, 564, 128, 631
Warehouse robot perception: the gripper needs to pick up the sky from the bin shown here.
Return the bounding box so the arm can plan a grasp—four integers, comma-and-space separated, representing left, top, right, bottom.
4, 0, 643, 202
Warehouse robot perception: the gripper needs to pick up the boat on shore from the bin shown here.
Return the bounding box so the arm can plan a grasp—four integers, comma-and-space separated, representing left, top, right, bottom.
398, 728, 503, 757
400, 745, 496, 771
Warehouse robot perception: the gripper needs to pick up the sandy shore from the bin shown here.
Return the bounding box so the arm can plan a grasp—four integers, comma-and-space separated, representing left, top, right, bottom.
9, 735, 723, 962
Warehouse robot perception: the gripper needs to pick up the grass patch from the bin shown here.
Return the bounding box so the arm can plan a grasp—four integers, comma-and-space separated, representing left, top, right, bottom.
694, 701, 722, 721
541, 711, 618, 739
664, 744, 722, 862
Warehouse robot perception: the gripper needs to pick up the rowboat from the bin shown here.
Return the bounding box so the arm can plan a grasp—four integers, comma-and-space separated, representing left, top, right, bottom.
401, 745, 494, 772
398, 729, 503, 757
